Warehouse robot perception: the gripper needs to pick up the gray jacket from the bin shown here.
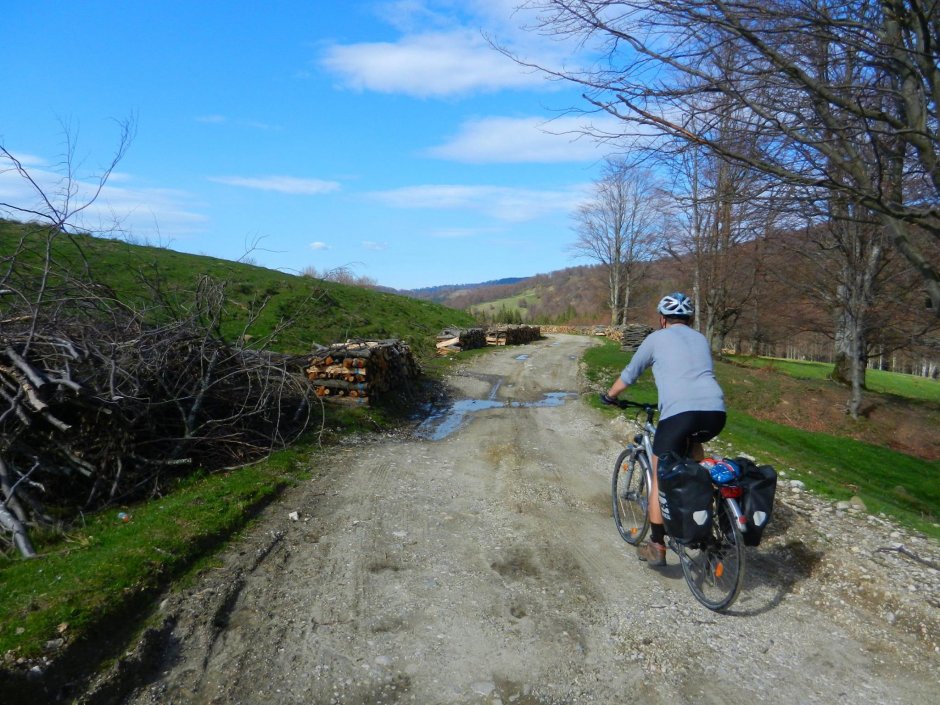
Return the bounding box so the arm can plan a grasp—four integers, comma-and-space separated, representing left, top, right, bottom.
619, 324, 725, 421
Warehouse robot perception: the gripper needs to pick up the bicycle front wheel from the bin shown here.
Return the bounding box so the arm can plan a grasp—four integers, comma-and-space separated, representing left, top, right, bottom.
676, 497, 746, 611
611, 447, 650, 545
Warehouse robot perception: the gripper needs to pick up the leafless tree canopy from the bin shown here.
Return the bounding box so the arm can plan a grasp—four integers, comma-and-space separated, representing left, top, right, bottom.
571, 159, 662, 325
517, 0, 940, 312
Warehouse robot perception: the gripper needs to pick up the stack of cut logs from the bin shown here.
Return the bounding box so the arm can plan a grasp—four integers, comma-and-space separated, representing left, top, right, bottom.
608, 323, 655, 351
485, 324, 541, 346
540, 325, 592, 335
306, 339, 419, 403
436, 327, 487, 355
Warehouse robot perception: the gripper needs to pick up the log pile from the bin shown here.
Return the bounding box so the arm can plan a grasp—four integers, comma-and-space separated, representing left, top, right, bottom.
435, 327, 487, 355
540, 325, 594, 335
307, 339, 419, 402
609, 323, 655, 351
485, 324, 541, 346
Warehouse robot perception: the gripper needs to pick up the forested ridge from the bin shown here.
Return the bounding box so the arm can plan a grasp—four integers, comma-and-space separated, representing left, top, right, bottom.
428, 231, 939, 381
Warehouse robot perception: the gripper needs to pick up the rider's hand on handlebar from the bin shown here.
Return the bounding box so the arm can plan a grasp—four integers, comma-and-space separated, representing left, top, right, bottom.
600, 392, 617, 405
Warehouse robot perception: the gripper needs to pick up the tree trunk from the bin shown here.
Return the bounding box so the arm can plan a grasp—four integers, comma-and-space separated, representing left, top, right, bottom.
831, 285, 869, 418
620, 277, 632, 324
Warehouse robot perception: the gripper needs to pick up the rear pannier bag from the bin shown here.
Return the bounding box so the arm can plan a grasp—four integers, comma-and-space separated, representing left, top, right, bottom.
657, 453, 713, 544
734, 457, 777, 546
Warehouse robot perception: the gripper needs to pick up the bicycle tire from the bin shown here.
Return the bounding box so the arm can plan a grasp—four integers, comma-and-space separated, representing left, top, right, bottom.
676, 496, 746, 611
611, 447, 650, 545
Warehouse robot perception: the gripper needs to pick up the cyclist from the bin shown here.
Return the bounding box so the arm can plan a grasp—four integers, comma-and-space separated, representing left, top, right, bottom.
601, 292, 726, 566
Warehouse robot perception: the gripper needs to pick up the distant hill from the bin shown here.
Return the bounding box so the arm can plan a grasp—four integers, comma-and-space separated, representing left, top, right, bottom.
401, 277, 528, 303
396, 258, 695, 326
398, 265, 615, 325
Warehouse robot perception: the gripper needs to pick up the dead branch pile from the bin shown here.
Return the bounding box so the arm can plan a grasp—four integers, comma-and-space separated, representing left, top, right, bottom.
0, 298, 312, 556
608, 323, 655, 351
306, 339, 420, 403
485, 325, 541, 346
435, 327, 486, 355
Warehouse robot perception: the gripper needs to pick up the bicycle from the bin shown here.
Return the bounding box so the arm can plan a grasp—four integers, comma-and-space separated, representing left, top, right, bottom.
608, 398, 746, 611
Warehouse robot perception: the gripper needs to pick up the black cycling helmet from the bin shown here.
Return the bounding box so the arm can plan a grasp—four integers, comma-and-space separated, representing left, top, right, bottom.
657, 292, 694, 317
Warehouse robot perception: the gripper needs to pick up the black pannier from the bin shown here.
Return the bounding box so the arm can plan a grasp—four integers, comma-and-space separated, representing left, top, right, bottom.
734, 457, 777, 546
657, 453, 713, 544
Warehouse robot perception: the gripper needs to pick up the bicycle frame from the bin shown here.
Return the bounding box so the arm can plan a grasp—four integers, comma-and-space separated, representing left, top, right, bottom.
626, 401, 748, 541
608, 396, 748, 610
625, 404, 657, 466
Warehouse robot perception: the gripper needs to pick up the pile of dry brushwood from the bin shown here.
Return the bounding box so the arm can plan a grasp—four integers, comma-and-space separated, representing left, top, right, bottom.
485, 324, 541, 346
306, 339, 420, 402
608, 323, 655, 351
0, 278, 313, 557
435, 327, 486, 355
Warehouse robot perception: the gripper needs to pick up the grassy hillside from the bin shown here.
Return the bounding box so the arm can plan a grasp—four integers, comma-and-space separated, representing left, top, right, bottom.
731, 355, 940, 403
442, 264, 610, 324
0, 220, 477, 358
469, 287, 541, 321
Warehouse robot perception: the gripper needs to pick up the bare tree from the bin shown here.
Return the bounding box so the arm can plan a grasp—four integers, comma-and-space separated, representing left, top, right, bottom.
571, 159, 661, 324
798, 212, 888, 417
660, 98, 782, 352
514, 0, 940, 314
303, 264, 379, 289
0, 128, 318, 557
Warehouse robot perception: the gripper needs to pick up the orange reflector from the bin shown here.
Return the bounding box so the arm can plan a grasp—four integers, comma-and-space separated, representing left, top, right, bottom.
630, 528, 638, 535
714, 562, 725, 578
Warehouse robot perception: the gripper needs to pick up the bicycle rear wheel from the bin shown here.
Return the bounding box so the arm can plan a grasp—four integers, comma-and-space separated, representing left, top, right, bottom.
611, 447, 650, 545
676, 497, 746, 611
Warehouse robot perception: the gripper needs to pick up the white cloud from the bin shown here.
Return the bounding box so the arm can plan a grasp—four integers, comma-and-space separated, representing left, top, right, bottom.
362, 241, 389, 251
320, 30, 549, 98
426, 115, 619, 163
0, 154, 207, 240
209, 176, 341, 195
369, 183, 590, 221
309, 241, 330, 250
0, 151, 47, 168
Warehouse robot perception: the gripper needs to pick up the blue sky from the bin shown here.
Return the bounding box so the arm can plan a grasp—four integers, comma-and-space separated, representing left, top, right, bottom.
1, 1, 620, 290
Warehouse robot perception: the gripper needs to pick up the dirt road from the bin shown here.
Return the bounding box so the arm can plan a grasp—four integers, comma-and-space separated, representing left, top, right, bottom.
115, 334, 938, 705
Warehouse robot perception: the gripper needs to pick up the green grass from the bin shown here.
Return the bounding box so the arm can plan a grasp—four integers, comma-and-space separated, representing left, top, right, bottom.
732, 355, 940, 403
0, 445, 315, 660
586, 341, 940, 539
0, 220, 481, 666
469, 287, 540, 321
0, 220, 477, 359
720, 413, 939, 536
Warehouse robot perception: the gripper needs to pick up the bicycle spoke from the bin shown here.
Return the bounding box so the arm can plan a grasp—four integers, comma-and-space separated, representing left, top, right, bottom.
679, 500, 746, 611
612, 448, 649, 545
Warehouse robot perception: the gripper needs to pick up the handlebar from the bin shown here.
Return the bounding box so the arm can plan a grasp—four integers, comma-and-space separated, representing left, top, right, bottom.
599, 393, 656, 413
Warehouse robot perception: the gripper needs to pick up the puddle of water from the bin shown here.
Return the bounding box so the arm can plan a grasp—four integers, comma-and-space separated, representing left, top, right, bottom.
415, 390, 575, 441
515, 354, 529, 361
